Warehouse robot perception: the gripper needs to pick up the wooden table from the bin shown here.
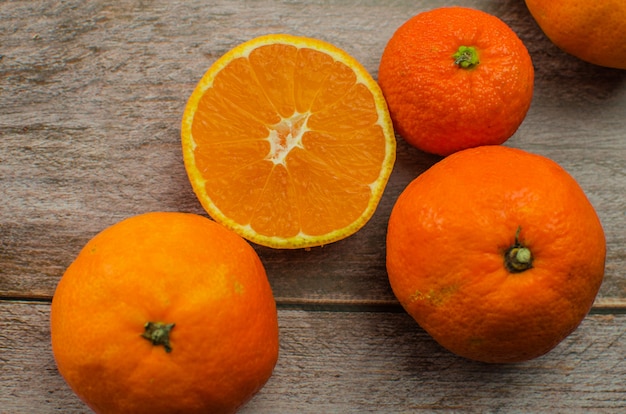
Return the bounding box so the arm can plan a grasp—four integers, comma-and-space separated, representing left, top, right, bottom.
2, 1, 625, 412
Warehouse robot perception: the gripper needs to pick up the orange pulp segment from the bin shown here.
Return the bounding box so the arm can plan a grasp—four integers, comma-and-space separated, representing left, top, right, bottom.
181, 34, 396, 248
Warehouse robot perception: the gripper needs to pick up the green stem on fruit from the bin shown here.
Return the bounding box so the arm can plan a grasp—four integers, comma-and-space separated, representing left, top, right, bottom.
453, 46, 479, 69
504, 227, 533, 273
141, 321, 175, 352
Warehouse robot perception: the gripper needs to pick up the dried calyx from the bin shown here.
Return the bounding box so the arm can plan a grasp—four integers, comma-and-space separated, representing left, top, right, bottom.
504, 227, 533, 273
141, 321, 175, 353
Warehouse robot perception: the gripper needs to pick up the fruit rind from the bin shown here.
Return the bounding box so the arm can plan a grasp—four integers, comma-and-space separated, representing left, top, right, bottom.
386, 146, 606, 363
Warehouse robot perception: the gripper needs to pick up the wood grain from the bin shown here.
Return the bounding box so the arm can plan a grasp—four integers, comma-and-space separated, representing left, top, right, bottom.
1, 0, 625, 412
1, 302, 625, 413
1, 0, 624, 305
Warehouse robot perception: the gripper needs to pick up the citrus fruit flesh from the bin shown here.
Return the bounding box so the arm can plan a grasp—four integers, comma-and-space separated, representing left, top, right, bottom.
181, 34, 396, 249
51, 212, 279, 414
386, 146, 606, 363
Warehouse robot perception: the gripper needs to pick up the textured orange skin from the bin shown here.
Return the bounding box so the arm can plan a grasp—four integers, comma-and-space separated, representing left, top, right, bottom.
51, 212, 279, 414
525, 0, 626, 70
378, 7, 534, 156
386, 146, 606, 363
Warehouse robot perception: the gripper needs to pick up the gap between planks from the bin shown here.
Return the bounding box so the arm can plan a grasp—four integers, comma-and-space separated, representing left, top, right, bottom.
1, 294, 625, 314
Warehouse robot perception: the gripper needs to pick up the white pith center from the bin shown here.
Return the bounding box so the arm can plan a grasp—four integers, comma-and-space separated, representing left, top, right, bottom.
266, 112, 309, 165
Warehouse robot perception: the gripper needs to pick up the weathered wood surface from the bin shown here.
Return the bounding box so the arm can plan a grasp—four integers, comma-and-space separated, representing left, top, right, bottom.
1, 0, 625, 412
2, 302, 625, 413
1, 0, 625, 303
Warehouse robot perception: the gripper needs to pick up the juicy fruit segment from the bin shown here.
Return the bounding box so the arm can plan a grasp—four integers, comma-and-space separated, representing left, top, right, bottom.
182, 34, 396, 249
386, 146, 606, 363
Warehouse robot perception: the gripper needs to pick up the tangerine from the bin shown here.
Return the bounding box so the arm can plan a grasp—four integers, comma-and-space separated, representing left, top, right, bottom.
50, 212, 279, 414
378, 7, 534, 156
181, 34, 396, 249
386, 146, 606, 363
525, 0, 626, 70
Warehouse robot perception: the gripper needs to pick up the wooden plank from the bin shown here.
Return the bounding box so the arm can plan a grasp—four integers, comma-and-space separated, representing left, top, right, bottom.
1, 301, 624, 413
1, 0, 624, 305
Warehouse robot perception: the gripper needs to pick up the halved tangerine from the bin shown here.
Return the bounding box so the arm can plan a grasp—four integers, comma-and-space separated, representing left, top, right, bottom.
181, 34, 396, 248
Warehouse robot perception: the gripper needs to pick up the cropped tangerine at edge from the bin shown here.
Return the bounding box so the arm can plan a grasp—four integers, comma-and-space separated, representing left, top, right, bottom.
181, 34, 396, 249
525, 0, 626, 69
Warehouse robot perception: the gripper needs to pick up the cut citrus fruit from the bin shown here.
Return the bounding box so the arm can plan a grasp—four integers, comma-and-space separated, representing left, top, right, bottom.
181, 34, 396, 249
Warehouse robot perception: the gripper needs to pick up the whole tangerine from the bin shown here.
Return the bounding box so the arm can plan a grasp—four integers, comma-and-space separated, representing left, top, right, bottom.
378, 7, 534, 156
525, 0, 626, 70
386, 146, 606, 363
50, 212, 279, 414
